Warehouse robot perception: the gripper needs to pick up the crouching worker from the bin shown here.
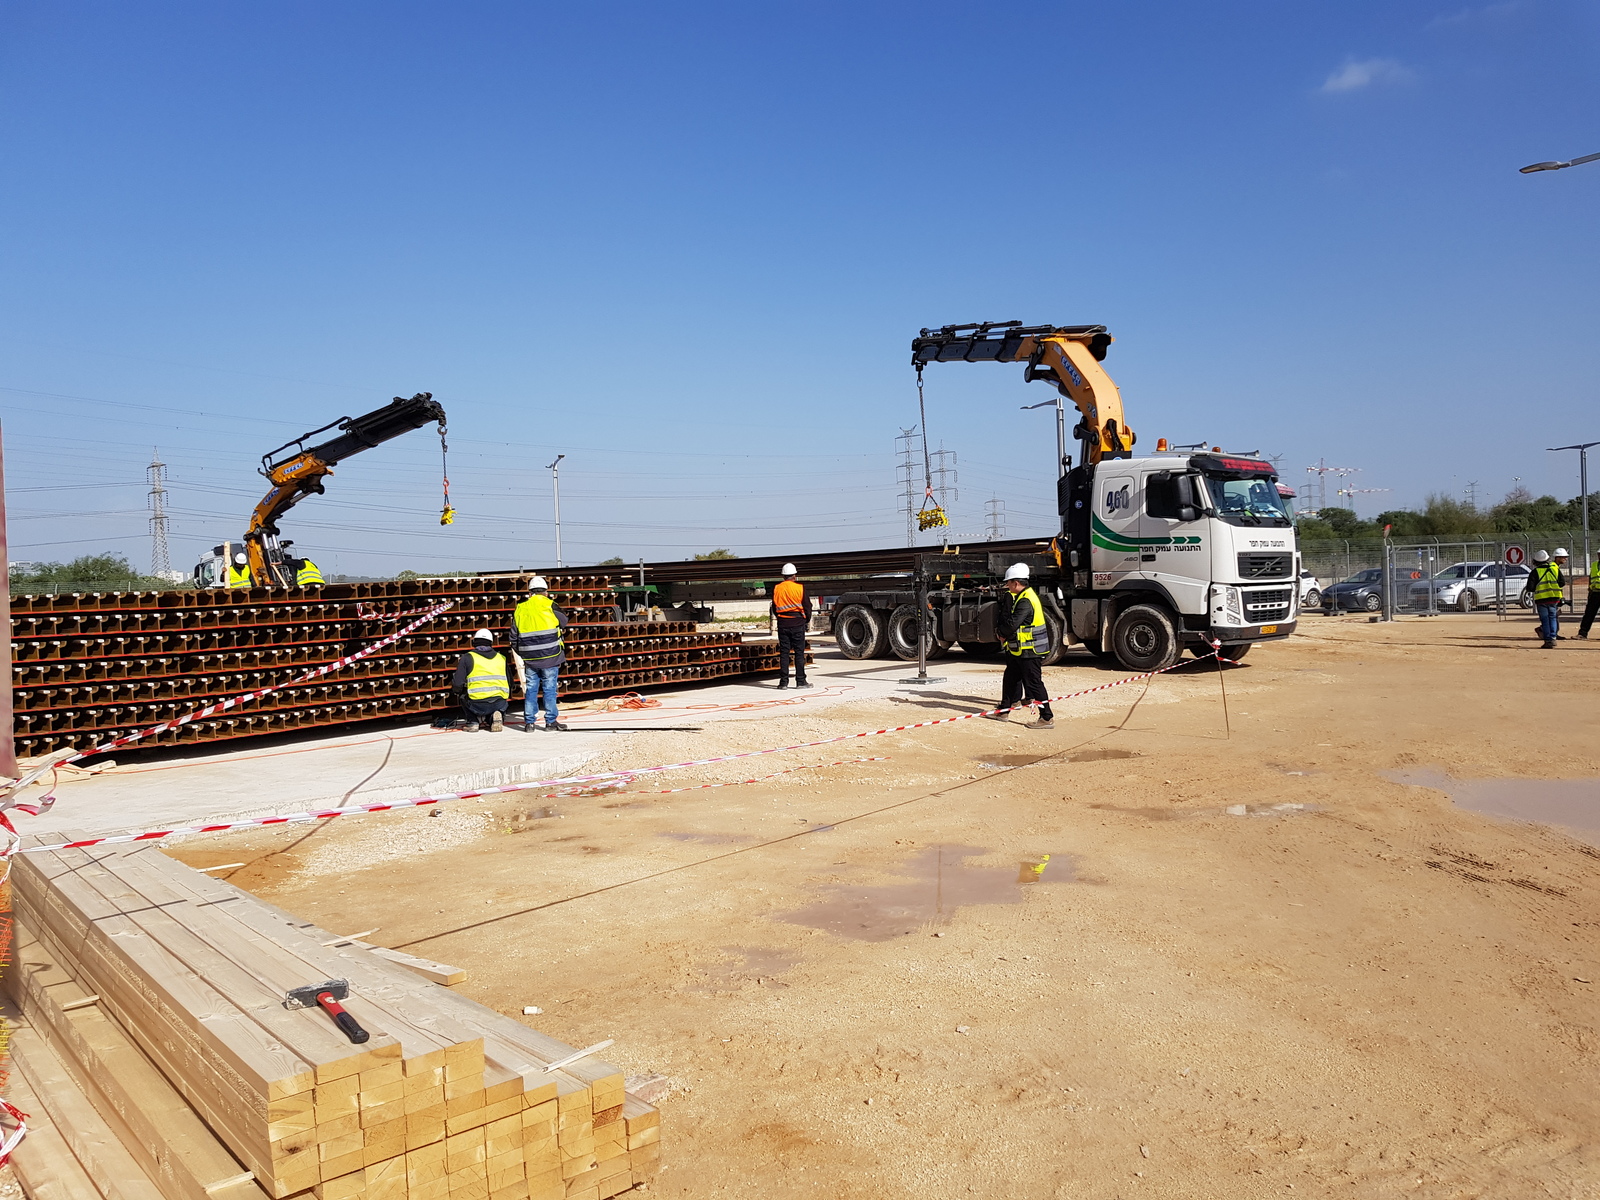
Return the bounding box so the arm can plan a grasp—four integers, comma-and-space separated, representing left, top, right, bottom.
452, 628, 513, 732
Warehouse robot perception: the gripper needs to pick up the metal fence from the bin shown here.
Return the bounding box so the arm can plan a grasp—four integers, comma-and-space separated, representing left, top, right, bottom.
1302, 532, 1590, 619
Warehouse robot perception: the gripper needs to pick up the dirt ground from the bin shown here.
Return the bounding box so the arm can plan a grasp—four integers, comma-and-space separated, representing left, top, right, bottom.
171, 612, 1600, 1199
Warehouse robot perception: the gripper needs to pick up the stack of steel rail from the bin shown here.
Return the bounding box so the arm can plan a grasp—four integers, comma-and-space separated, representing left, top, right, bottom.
11, 575, 789, 760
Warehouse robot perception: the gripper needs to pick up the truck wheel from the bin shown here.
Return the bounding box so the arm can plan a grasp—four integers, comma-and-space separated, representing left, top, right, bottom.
1041, 614, 1069, 666
959, 641, 1004, 659
1110, 604, 1180, 672
833, 604, 887, 660
1217, 643, 1250, 662
886, 605, 922, 660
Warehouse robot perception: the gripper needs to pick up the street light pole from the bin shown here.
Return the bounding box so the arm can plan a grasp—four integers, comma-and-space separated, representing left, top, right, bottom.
546, 454, 565, 568
1547, 441, 1597, 574
1021, 398, 1068, 479
1519, 151, 1600, 173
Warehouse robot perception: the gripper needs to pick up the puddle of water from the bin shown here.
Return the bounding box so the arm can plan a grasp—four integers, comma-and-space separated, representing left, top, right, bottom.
976, 754, 1056, 769
692, 945, 798, 992
657, 831, 757, 844
1385, 768, 1600, 847
778, 844, 1069, 942
1065, 747, 1141, 763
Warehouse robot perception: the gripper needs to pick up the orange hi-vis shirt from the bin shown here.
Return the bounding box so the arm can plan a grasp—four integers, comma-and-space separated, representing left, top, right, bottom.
772, 579, 808, 622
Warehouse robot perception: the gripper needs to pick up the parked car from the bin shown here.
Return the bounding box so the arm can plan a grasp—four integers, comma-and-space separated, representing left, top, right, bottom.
1321, 568, 1387, 613
1406, 561, 1531, 612
1297, 570, 1322, 608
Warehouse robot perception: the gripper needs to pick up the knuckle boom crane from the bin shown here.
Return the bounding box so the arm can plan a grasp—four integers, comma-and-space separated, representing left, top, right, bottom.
828, 323, 1299, 673
195, 392, 448, 589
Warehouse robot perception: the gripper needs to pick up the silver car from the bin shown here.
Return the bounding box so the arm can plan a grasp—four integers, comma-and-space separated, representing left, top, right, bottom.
1407, 561, 1531, 612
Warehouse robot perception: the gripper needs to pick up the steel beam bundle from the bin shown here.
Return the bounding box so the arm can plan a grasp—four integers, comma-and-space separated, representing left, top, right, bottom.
11, 576, 790, 760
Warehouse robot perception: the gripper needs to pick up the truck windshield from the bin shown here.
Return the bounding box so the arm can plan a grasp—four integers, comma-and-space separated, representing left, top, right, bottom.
1204, 474, 1292, 526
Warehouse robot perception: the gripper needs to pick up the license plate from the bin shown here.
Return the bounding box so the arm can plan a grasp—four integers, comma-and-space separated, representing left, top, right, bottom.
1259, 625, 1278, 634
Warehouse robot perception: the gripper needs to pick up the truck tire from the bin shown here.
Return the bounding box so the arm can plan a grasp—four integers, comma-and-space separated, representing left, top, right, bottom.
959, 641, 1004, 659
1110, 604, 1180, 672
1217, 643, 1250, 662
833, 604, 888, 660
1041, 614, 1069, 666
885, 604, 951, 661
886, 605, 922, 661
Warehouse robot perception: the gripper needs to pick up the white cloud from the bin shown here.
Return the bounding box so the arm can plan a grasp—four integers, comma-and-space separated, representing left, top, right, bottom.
1427, 2, 1520, 30
1319, 57, 1414, 94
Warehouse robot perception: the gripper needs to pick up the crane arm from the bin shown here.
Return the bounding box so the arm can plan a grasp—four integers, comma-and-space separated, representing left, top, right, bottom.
910, 321, 1133, 463
244, 392, 446, 586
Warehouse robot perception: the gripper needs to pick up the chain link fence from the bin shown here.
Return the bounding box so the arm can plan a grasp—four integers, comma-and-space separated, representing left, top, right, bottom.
1302, 532, 1591, 618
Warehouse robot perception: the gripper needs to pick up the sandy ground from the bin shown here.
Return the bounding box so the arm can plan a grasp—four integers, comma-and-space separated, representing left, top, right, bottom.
166, 611, 1600, 1199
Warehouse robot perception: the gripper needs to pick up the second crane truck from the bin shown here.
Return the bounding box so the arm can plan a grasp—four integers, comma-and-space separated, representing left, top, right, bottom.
830, 322, 1299, 672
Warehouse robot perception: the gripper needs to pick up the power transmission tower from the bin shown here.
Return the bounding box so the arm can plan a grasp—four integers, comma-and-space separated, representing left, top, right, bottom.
894, 427, 922, 547
984, 497, 1006, 541
930, 444, 959, 514
1465, 479, 1480, 509
148, 447, 171, 579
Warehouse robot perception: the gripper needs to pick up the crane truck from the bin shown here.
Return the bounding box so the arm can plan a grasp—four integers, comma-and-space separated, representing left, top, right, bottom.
829, 322, 1298, 673
194, 392, 447, 589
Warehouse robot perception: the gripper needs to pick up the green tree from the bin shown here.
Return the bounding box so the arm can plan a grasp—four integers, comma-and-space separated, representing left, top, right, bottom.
1414, 494, 1492, 536
694, 549, 738, 560
597, 556, 626, 566
1491, 493, 1566, 534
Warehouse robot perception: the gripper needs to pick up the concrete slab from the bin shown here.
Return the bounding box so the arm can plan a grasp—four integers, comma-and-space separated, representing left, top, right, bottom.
21, 644, 1009, 837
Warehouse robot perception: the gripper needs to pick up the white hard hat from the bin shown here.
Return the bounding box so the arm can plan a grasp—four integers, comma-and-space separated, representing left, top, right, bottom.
529, 576, 549, 590
234, 552, 248, 564
1004, 563, 1030, 582
473, 628, 494, 642
781, 563, 797, 576
1554, 547, 1570, 557
1533, 550, 1550, 563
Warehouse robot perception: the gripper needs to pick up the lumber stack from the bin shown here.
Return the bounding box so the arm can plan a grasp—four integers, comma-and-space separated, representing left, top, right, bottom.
12, 574, 795, 759
6, 834, 660, 1200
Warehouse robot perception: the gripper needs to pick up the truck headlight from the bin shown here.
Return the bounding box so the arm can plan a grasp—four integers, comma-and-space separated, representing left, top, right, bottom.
1211, 584, 1243, 626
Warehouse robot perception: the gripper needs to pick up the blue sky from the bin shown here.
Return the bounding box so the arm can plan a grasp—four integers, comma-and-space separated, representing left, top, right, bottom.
2, 1, 1597, 575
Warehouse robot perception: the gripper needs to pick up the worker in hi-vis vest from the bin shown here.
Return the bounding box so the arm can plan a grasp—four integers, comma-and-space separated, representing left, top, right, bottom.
509, 575, 569, 731
769, 562, 813, 689
294, 557, 324, 586
227, 551, 252, 588
451, 628, 513, 732
1579, 552, 1600, 640
983, 563, 1055, 728
1530, 548, 1567, 649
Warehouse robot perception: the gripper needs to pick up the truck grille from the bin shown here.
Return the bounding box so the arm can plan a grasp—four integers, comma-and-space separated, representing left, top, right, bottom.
1237, 553, 1292, 580
1242, 586, 1294, 623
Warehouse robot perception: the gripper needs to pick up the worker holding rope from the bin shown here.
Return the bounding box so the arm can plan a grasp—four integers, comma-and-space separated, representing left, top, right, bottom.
984, 563, 1055, 729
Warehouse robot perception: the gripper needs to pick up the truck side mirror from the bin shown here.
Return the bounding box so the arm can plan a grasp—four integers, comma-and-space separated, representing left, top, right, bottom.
1177, 505, 1200, 522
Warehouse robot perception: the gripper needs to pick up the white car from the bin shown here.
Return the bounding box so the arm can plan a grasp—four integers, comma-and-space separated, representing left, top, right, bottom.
1407, 561, 1532, 612
1297, 570, 1321, 608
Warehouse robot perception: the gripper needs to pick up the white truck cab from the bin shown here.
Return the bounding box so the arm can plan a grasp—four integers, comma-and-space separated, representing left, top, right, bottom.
1064, 451, 1298, 666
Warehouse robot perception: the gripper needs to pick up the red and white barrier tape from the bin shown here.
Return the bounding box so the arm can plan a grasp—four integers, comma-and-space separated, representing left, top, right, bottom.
8, 652, 1220, 856
47, 599, 456, 768
0, 1098, 27, 1167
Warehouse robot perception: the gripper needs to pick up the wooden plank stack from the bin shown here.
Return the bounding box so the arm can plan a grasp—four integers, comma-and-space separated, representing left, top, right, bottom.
6, 834, 660, 1200
12, 574, 792, 760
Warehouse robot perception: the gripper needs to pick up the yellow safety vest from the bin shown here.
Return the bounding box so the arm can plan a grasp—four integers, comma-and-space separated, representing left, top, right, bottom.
465, 651, 510, 700
227, 563, 251, 587
512, 594, 564, 661
1531, 562, 1563, 603
1590, 560, 1600, 588
1005, 587, 1047, 657
296, 559, 325, 586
